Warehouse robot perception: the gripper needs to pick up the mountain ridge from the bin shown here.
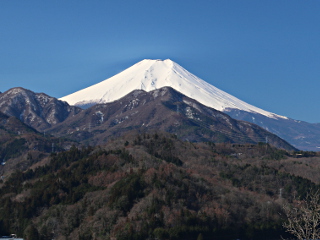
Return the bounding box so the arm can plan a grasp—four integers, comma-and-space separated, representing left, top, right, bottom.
58, 59, 320, 151
52, 87, 296, 151
0, 87, 82, 132
1, 58, 319, 150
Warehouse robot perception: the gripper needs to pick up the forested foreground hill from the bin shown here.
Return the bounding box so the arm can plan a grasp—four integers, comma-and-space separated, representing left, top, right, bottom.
0, 112, 79, 178
0, 113, 61, 177
0, 131, 319, 240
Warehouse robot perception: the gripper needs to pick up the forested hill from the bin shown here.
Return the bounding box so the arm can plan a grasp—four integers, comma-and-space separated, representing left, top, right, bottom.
0, 112, 79, 178
0, 131, 318, 240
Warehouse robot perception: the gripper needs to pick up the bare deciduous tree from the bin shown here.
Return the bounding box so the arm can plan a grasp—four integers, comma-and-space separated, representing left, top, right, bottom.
282, 190, 320, 240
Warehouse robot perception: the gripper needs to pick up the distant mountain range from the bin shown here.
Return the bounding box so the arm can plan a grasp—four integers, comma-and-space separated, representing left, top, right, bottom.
0, 59, 318, 151
226, 109, 320, 151
0, 86, 295, 151
59, 59, 320, 151
51, 87, 295, 150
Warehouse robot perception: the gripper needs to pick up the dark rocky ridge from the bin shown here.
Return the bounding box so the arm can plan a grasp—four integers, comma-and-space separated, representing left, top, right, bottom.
0, 87, 296, 151
0, 87, 82, 132
49, 87, 296, 151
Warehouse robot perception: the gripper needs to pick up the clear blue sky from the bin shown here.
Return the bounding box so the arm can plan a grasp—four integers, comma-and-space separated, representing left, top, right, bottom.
1, 1, 320, 123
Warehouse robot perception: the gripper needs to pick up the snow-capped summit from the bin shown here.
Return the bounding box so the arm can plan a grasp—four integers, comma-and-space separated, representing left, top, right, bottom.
60, 59, 286, 119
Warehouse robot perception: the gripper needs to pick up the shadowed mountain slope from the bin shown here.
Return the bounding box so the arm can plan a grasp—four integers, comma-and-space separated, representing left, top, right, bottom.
0, 87, 82, 132
51, 87, 296, 151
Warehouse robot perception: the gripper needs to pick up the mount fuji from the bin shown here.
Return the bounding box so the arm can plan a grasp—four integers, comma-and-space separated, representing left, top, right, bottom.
60, 59, 285, 119
60, 59, 320, 151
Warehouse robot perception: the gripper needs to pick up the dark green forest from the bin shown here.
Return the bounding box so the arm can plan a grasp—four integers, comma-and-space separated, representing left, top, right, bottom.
0, 131, 319, 240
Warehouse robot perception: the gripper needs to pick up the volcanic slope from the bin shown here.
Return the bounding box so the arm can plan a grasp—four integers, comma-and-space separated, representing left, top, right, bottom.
60, 59, 285, 120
